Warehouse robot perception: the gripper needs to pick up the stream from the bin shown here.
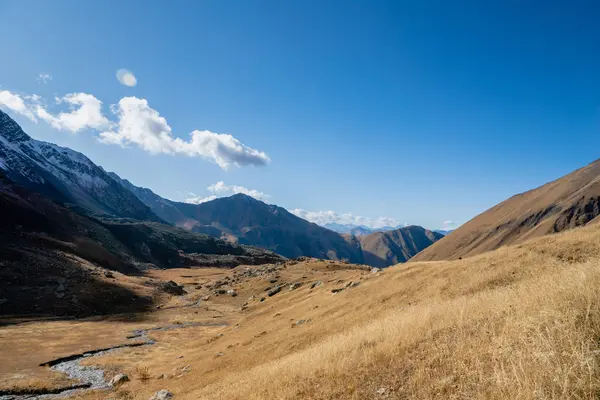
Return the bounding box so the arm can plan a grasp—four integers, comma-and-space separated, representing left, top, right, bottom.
0, 322, 227, 400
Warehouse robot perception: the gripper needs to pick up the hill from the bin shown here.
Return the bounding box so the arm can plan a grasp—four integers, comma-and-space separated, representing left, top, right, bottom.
413, 158, 600, 261
358, 225, 444, 267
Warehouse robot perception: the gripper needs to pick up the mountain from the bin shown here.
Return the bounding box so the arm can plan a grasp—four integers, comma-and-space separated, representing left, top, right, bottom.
109, 175, 365, 262
0, 109, 160, 221
413, 158, 600, 261
0, 170, 284, 316
173, 194, 365, 262
324, 223, 374, 236
358, 225, 444, 267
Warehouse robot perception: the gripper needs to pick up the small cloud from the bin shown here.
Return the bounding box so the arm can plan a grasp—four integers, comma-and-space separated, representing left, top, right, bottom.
37, 73, 52, 84
184, 195, 217, 204
290, 209, 400, 229
0, 90, 37, 121
182, 182, 270, 204
116, 69, 137, 87
442, 220, 458, 230
207, 181, 270, 200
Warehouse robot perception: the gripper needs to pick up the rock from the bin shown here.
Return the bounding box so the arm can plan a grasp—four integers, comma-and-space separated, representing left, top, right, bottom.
226, 289, 237, 297
259, 297, 266, 302
150, 390, 173, 400
345, 281, 360, 289
159, 281, 186, 295
371, 268, 382, 274
331, 288, 344, 294
295, 319, 310, 325
201, 295, 210, 301
109, 373, 129, 387
104, 271, 115, 278
269, 279, 278, 283
289, 282, 302, 291
376, 387, 387, 395
215, 352, 224, 357
156, 373, 167, 380
310, 281, 323, 289
215, 289, 227, 295
268, 286, 282, 297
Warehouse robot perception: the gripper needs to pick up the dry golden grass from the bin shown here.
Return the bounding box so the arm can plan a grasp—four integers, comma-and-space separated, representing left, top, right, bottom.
5, 226, 600, 399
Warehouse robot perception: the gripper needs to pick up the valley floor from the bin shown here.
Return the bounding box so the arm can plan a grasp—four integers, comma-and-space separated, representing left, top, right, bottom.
4, 222, 600, 399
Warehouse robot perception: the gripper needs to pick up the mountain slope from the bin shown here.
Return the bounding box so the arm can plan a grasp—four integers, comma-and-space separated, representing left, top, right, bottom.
176, 194, 365, 262
0, 109, 160, 221
0, 171, 284, 317
111, 175, 366, 262
413, 158, 600, 261
358, 225, 444, 267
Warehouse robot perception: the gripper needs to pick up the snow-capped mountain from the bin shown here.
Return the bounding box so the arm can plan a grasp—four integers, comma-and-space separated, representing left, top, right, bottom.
0, 109, 160, 221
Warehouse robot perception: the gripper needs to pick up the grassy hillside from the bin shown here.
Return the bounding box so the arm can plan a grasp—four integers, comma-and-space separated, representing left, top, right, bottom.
7, 220, 594, 399
414, 158, 600, 261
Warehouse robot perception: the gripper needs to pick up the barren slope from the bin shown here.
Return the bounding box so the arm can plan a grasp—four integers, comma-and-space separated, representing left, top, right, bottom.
413, 158, 600, 261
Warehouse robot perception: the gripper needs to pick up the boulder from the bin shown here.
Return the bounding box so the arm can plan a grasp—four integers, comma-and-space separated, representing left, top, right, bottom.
109, 373, 129, 387
159, 281, 186, 295
150, 390, 173, 400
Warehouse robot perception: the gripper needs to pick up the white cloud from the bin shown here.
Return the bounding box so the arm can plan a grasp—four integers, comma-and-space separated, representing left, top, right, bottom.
116, 69, 137, 87
442, 220, 458, 230
290, 208, 401, 229
182, 181, 270, 204
101, 97, 270, 169
0, 90, 37, 121
207, 181, 270, 200
184, 195, 217, 204
1, 89, 269, 169
37, 73, 52, 84
36, 93, 111, 133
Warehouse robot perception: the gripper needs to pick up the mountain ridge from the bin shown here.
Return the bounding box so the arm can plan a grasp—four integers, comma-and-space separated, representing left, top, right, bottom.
413, 158, 600, 261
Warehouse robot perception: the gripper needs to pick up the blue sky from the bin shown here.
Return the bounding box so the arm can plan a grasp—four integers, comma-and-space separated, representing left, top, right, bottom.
1, 0, 600, 230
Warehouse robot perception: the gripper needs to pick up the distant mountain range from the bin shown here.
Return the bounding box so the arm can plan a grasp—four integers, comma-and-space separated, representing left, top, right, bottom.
0, 109, 443, 268
323, 223, 403, 236
413, 158, 600, 261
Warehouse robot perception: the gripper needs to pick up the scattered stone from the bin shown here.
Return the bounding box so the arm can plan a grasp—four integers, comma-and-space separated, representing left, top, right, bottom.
269, 279, 278, 283
226, 289, 238, 297
215, 289, 227, 295
109, 373, 129, 387
156, 374, 167, 380
295, 319, 311, 325
376, 387, 387, 395
177, 355, 184, 359
371, 268, 382, 274
345, 281, 360, 289
310, 281, 323, 290
104, 271, 115, 278
273, 312, 281, 317
215, 352, 224, 357
160, 281, 186, 296
268, 286, 282, 297
201, 295, 210, 301
150, 390, 173, 400
331, 288, 344, 294
259, 297, 266, 302
289, 282, 302, 291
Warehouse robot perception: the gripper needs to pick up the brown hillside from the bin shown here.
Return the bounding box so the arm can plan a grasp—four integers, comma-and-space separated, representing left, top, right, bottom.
358, 225, 443, 267
413, 158, 600, 261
